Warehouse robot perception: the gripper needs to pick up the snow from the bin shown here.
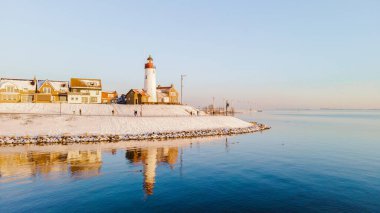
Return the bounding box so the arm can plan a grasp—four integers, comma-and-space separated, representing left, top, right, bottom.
0, 114, 252, 137
0, 79, 35, 91
38, 80, 69, 92
0, 103, 259, 139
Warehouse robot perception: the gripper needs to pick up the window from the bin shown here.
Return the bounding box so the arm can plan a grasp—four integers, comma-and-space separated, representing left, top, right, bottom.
6, 86, 15, 93
145, 75, 147, 79
71, 97, 74, 101
90, 97, 97, 103
43, 87, 51, 94
96, 91, 99, 95
82, 97, 88, 103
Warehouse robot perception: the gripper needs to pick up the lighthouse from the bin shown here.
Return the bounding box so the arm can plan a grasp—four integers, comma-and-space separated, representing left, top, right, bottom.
144, 55, 157, 102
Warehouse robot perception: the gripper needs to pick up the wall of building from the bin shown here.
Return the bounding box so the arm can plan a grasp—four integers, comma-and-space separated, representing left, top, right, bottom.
69, 89, 101, 104
144, 68, 157, 102
68, 94, 82, 104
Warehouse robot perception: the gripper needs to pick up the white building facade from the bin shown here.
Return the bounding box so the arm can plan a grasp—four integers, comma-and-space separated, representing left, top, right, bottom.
68, 78, 102, 104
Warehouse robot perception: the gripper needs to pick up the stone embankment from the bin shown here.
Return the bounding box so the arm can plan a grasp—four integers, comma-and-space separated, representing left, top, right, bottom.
0, 124, 270, 145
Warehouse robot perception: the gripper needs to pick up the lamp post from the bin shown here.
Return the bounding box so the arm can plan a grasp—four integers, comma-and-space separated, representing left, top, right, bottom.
212, 96, 215, 115
181, 74, 186, 105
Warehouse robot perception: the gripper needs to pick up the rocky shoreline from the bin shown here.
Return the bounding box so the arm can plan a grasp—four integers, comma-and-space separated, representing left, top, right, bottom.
0, 124, 270, 145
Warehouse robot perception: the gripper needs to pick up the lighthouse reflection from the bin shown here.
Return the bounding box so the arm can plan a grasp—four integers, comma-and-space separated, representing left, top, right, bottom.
126, 147, 178, 195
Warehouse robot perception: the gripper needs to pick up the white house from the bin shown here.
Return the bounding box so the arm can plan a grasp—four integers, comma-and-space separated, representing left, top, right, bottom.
68, 78, 102, 104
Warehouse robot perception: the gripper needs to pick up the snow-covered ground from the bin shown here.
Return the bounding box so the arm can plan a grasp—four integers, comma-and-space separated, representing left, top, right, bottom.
0, 103, 198, 116
0, 103, 267, 144
0, 114, 252, 137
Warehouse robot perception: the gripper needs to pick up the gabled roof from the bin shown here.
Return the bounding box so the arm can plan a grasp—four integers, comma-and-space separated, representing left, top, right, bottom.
128, 89, 150, 97
0, 78, 36, 91
157, 84, 176, 93
37, 80, 69, 92
0, 81, 18, 88
70, 78, 102, 89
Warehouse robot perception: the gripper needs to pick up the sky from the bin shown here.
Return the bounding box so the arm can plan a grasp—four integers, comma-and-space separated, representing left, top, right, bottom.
1, 0, 379, 109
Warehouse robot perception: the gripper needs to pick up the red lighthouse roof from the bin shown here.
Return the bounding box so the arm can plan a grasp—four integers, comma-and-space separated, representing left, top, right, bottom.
145, 55, 155, 69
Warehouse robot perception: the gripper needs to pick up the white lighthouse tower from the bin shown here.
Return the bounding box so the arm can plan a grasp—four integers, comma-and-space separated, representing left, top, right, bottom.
144, 55, 157, 102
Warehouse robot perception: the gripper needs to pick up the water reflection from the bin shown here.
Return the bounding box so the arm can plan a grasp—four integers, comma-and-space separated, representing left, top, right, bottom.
0, 145, 180, 195
126, 147, 178, 195
68, 150, 102, 178
0, 149, 102, 182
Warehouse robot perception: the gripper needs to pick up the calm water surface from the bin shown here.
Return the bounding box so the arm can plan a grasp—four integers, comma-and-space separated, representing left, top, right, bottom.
1, 110, 380, 212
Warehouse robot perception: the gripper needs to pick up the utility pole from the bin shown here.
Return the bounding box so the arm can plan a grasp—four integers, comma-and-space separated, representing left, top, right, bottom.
225, 100, 229, 116
181, 74, 186, 105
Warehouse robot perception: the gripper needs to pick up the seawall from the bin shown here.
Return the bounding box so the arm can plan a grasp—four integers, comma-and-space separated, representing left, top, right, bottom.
0, 103, 270, 144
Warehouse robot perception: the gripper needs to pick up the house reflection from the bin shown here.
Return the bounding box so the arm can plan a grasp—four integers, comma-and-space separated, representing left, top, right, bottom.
125, 147, 178, 195
0, 149, 102, 182
0, 146, 179, 195
67, 150, 102, 178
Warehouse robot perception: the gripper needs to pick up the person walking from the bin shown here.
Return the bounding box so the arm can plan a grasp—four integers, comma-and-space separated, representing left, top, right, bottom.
134, 110, 137, 117
112, 109, 115, 116
79, 109, 82, 116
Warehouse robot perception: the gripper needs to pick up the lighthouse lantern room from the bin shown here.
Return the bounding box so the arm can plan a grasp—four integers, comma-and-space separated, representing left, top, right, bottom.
144, 55, 157, 102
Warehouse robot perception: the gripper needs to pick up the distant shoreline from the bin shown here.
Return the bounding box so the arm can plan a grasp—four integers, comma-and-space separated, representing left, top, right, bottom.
269, 108, 380, 111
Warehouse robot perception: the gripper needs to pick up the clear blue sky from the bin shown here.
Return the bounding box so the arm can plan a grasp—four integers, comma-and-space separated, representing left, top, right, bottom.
1, 0, 379, 109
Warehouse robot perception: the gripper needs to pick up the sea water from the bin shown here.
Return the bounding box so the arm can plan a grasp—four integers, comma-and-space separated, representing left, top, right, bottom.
0, 110, 379, 212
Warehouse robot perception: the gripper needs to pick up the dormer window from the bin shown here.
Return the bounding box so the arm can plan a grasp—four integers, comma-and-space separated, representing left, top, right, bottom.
6, 86, 15, 93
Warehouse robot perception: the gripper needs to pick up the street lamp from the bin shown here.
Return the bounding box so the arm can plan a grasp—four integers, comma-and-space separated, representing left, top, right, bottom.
181, 74, 186, 105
